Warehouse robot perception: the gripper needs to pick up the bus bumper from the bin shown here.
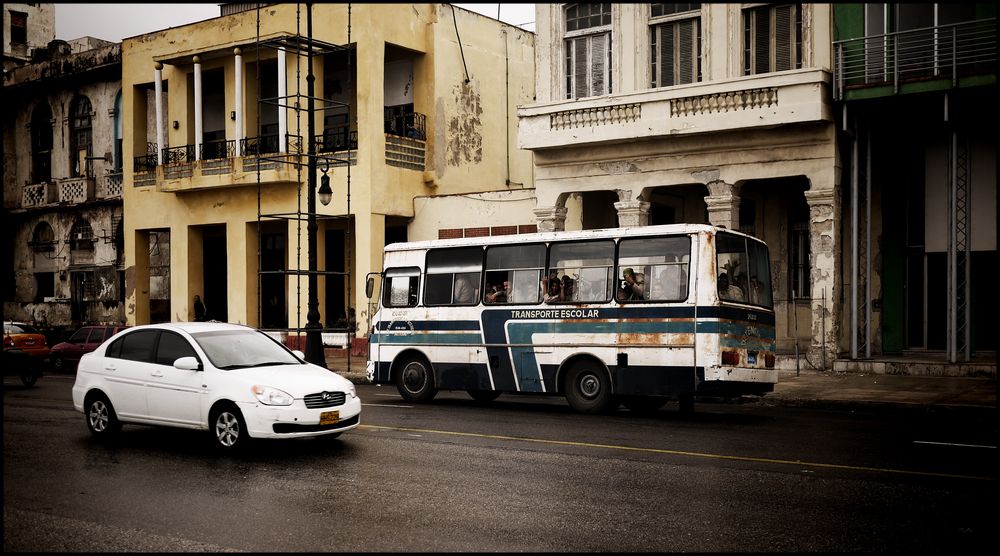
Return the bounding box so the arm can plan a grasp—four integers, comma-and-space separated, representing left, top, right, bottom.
704, 366, 778, 384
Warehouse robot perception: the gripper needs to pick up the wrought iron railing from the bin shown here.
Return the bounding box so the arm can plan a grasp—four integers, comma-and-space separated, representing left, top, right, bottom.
315, 129, 358, 153
286, 133, 303, 154
834, 18, 996, 99
241, 134, 280, 155
162, 144, 195, 165
384, 110, 427, 141
201, 139, 236, 161
134, 142, 159, 172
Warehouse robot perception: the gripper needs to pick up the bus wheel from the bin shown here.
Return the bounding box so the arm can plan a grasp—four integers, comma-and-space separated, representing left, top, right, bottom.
678, 393, 695, 415
467, 389, 502, 402
621, 395, 668, 414
564, 363, 612, 414
396, 357, 438, 402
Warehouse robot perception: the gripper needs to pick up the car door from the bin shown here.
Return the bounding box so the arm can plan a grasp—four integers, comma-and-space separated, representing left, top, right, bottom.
144, 330, 205, 426
103, 329, 159, 419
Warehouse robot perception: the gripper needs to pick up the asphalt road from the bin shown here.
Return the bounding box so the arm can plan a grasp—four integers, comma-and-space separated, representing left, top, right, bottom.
4, 376, 997, 552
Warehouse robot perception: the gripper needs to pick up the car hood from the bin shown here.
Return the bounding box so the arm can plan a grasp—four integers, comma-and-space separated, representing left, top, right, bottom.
222, 363, 353, 397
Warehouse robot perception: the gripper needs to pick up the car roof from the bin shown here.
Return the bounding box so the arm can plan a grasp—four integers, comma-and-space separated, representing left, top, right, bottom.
126, 322, 256, 334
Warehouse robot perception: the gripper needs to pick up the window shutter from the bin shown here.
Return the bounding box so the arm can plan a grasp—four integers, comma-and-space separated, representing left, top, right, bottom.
754, 7, 771, 74
774, 5, 792, 71
678, 19, 695, 85
660, 24, 675, 87
574, 38, 589, 97
590, 33, 607, 96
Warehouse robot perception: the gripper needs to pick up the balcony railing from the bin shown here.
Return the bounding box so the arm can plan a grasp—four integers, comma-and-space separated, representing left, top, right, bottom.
200, 139, 236, 161
834, 18, 996, 99
315, 129, 358, 153
162, 144, 195, 165
384, 110, 426, 141
101, 171, 124, 198
133, 142, 159, 173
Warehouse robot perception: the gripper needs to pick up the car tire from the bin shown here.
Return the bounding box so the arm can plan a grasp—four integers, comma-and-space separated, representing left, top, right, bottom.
19, 370, 39, 388
467, 389, 502, 402
564, 362, 613, 414
51, 356, 64, 372
85, 393, 122, 438
395, 356, 437, 403
211, 404, 250, 451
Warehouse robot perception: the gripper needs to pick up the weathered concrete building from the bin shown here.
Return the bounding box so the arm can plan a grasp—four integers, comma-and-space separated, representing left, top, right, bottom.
2, 3, 54, 71
518, 3, 838, 365
2, 11, 125, 332
120, 3, 535, 347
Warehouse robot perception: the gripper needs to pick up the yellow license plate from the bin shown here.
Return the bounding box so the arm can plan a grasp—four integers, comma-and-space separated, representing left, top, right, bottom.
319, 411, 340, 425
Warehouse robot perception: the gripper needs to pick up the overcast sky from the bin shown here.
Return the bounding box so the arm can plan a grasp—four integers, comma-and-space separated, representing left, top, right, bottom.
54, 3, 536, 43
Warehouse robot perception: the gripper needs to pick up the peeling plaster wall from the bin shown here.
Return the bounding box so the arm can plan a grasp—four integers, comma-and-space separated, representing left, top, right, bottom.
2, 3, 55, 69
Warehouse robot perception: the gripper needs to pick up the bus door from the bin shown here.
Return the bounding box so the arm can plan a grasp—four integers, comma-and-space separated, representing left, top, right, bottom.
376, 267, 420, 381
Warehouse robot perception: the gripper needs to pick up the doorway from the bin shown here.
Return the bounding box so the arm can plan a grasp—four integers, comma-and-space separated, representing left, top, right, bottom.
202, 225, 228, 322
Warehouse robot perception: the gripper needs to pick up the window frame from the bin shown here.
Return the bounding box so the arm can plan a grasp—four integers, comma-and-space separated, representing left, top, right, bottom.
423, 247, 484, 307
546, 239, 616, 304
616, 235, 692, 304
742, 3, 803, 76
382, 266, 422, 308
483, 243, 547, 306
649, 4, 703, 88
564, 3, 613, 100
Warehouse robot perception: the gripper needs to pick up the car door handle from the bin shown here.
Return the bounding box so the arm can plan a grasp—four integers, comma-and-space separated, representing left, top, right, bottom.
104, 365, 116, 371
151, 370, 164, 377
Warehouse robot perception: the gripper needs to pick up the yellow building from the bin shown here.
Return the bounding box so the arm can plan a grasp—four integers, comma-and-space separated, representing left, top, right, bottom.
121, 3, 535, 348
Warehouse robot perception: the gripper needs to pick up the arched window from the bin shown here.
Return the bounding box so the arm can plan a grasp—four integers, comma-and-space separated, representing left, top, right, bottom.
69, 219, 95, 251
69, 95, 93, 178
30, 102, 53, 183
30, 221, 56, 252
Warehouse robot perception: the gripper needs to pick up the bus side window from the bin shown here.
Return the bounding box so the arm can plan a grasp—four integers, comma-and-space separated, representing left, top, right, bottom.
425, 247, 483, 306
383, 268, 421, 308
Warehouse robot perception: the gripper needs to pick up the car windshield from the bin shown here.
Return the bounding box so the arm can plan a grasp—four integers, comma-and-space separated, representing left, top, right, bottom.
190, 329, 302, 370
5, 323, 38, 334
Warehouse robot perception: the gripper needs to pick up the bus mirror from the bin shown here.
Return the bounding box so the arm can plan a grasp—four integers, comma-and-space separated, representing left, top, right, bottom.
366, 277, 375, 299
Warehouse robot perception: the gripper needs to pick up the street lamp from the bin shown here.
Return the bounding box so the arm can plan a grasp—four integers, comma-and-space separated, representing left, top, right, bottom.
319, 164, 332, 206
302, 1, 326, 369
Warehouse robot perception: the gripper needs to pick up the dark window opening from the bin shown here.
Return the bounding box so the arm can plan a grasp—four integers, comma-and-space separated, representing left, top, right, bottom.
34, 272, 54, 302
10, 11, 27, 45
30, 103, 53, 183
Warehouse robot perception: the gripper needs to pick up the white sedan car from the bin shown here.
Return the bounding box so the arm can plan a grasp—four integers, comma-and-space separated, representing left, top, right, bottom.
72, 322, 361, 450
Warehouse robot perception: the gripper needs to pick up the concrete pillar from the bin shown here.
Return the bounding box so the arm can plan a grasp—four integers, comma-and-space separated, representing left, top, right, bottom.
614, 200, 651, 228
534, 206, 568, 232
193, 55, 203, 161
154, 62, 164, 164
704, 180, 741, 230
278, 48, 287, 153
234, 48, 243, 157
804, 185, 841, 368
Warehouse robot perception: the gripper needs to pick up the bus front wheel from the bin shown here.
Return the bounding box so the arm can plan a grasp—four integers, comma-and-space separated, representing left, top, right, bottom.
564, 363, 613, 414
396, 357, 438, 403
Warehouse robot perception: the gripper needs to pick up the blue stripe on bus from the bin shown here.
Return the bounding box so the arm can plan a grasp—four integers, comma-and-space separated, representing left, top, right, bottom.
376, 320, 482, 331
371, 333, 483, 345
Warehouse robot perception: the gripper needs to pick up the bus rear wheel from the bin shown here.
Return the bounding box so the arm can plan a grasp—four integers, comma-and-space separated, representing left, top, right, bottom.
396, 356, 438, 402
564, 363, 613, 414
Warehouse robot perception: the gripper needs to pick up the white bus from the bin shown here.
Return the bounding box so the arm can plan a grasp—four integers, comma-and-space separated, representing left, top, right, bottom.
365, 224, 776, 414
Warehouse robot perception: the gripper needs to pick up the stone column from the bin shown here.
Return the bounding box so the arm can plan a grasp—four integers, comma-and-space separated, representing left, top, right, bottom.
804, 185, 841, 369
704, 180, 741, 230
154, 62, 164, 165
234, 48, 243, 157
614, 200, 651, 227
193, 55, 203, 161
534, 206, 568, 233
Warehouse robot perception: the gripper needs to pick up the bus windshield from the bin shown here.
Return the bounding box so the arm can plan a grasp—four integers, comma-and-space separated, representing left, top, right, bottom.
716, 232, 773, 308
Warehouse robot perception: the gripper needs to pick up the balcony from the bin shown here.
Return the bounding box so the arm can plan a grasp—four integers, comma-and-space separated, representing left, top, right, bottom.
21, 182, 57, 208
517, 69, 833, 151
57, 176, 96, 204
98, 171, 124, 199
834, 18, 997, 101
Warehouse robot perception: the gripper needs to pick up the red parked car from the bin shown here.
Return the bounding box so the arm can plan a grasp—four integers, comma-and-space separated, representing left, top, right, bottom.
50, 325, 129, 371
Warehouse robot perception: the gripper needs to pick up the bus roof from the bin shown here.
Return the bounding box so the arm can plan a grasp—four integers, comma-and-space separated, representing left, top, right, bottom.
385, 223, 761, 252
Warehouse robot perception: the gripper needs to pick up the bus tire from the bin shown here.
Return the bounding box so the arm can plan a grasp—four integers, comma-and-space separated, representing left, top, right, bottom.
396, 356, 437, 403
564, 362, 613, 414
467, 389, 502, 402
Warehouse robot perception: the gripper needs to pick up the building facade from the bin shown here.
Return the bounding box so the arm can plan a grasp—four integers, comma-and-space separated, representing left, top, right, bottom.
832, 3, 996, 368
120, 4, 535, 346
3, 22, 125, 333
2, 2, 54, 71
519, 3, 839, 364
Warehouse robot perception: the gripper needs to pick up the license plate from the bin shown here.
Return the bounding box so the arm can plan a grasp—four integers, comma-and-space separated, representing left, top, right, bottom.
747, 352, 757, 365
319, 410, 340, 425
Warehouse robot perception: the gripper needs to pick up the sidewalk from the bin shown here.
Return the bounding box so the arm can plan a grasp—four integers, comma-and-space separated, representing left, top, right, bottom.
326, 355, 997, 412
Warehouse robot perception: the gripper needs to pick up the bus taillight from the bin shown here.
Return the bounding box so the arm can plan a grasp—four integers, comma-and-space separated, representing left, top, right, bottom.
721, 350, 740, 366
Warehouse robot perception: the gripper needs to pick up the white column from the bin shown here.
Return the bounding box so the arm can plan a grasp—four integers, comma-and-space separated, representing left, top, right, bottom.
533, 206, 568, 233
704, 181, 741, 230
234, 48, 243, 157
194, 55, 203, 161
154, 62, 164, 165
278, 48, 287, 153
614, 200, 651, 228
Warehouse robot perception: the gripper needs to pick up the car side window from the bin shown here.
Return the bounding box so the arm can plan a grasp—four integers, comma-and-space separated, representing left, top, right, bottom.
89, 327, 108, 343
105, 337, 123, 358
69, 328, 90, 343
118, 330, 159, 363
155, 331, 198, 367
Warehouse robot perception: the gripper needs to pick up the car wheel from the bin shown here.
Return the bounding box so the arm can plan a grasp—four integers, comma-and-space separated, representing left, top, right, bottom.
19, 370, 39, 388
564, 362, 613, 414
85, 393, 122, 438
467, 389, 502, 402
395, 356, 437, 402
211, 404, 250, 451
51, 356, 65, 372
621, 395, 668, 414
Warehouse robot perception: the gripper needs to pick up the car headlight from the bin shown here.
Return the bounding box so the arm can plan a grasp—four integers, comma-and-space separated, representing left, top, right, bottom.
346, 381, 357, 399
251, 385, 294, 406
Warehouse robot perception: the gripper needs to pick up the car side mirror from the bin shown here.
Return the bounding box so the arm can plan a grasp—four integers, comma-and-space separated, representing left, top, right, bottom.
292, 349, 305, 360
366, 276, 375, 299
174, 356, 201, 371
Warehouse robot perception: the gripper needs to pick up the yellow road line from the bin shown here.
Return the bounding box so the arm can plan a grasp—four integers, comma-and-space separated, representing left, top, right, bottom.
359, 424, 995, 481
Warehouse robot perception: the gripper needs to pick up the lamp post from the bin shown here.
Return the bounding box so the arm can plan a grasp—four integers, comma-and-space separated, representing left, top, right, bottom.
303, 1, 327, 368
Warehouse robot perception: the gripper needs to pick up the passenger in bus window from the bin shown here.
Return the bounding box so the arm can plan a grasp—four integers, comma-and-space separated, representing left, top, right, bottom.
718, 272, 745, 301
617, 267, 645, 301
454, 274, 477, 304
485, 280, 509, 304
543, 275, 563, 303
561, 274, 575, 301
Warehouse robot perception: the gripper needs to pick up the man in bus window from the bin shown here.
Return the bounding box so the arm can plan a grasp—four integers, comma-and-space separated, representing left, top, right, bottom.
618, 267, 645, 301
454, 274, 477, 304
718, 272, 744, 301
